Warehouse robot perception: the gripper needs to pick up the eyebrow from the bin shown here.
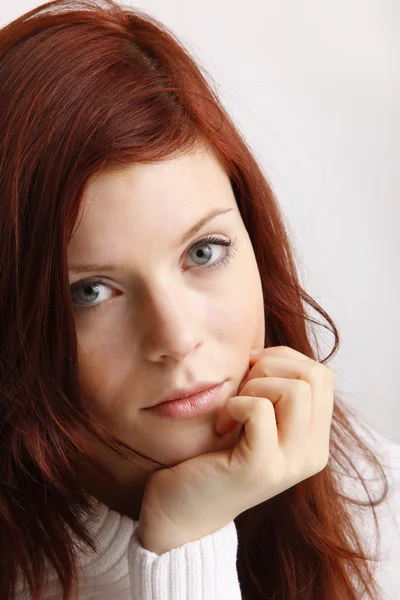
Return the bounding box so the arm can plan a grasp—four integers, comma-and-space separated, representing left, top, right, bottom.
68, 207, 233, 275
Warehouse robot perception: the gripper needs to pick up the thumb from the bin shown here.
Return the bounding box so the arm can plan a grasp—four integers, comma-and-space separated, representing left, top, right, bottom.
237, 351, 262, 394
239, 348, 265, 392
215, 352, 263, 435
215, 368, 250, 434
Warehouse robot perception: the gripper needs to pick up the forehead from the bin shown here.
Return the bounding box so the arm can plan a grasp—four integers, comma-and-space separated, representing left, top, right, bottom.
67, 147, 237, 264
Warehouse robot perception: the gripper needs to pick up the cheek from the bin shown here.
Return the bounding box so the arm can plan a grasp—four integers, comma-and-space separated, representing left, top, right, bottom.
77, 316, 134, 370
211, 259, 265, 347
76, 328, 136, 411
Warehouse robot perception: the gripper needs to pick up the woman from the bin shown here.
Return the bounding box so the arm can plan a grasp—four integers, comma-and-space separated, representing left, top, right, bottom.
0, 0, 398, 598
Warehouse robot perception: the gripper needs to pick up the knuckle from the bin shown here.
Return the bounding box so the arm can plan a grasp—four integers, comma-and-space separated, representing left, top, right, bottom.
309, 360, 323, 376
241, 379, 260, 396
308, 361, 334, 386
309, 448, 330, 475
293, 379, 311, 396
317, 362, 335, 381
325, 367, 335, 385
255, 396, 274, 415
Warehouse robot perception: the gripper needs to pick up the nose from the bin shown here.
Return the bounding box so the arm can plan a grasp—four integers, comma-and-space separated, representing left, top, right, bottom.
140, 281, 204, 363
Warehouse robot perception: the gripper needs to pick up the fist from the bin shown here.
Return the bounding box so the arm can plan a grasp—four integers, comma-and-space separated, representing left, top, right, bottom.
138, 346, 335, 554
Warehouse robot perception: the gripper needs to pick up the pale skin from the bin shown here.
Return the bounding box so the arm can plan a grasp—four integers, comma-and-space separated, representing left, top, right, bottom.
139, 346, 334, 553
67, 143, 266, 520
67, 144, 335, 551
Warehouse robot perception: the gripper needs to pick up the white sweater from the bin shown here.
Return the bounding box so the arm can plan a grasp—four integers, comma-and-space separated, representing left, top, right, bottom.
23, 415, 400, 599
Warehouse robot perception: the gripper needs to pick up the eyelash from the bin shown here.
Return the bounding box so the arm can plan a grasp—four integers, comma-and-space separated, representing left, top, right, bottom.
71, 234, 238, 314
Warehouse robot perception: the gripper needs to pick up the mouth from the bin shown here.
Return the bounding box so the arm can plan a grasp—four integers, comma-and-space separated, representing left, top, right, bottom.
142, 381, 226, 420
145, 380, 225, 409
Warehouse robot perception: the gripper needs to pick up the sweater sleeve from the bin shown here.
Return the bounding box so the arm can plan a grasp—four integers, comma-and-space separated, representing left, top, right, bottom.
127, 519, 242, 599
63, 499, 241, 600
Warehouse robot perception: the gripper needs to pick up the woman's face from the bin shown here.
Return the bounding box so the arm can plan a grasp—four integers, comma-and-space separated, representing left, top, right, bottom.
68, 145, 265, 471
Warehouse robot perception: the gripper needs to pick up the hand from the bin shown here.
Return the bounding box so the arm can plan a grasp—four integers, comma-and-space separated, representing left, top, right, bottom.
138, 346, 334, 554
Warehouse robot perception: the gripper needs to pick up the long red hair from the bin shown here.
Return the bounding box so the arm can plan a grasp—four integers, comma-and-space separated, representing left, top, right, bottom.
0, 1, 389, 598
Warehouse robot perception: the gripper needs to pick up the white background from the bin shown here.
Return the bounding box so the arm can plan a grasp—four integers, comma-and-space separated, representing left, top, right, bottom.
2, 1, 399, 442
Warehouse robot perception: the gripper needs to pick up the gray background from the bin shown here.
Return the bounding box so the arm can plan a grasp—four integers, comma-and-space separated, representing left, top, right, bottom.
3, 0, 399, 443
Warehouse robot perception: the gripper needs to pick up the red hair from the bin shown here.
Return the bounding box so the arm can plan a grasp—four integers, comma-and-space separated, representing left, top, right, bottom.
0, 1, 389, 598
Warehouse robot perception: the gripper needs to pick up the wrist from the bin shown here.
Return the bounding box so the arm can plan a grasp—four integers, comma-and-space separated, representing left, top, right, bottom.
138, 519, 233, 555
138, 525, 186, 555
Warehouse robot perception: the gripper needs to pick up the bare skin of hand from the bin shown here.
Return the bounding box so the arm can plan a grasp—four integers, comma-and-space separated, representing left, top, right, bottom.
138, 346, 335, 554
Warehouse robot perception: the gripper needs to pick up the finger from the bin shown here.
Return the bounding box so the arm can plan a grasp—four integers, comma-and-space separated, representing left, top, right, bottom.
249, 345, 312, 366
241, 355, 333, 438
226, 395, 279, 465
236, 377, 312, 454
243, 352, 311, 393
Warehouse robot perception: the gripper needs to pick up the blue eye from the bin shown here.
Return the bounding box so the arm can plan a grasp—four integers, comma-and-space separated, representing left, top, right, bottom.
70, 235, 238, 314
70, 280, 113, 313
187, 235, 237, 269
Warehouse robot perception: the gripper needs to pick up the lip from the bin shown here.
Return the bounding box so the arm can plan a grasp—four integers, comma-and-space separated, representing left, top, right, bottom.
146, 381, 224, 408
143, 382, 226, 420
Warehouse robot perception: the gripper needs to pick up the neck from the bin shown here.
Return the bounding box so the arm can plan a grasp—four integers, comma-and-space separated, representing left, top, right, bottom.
78, 461, 153, 521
